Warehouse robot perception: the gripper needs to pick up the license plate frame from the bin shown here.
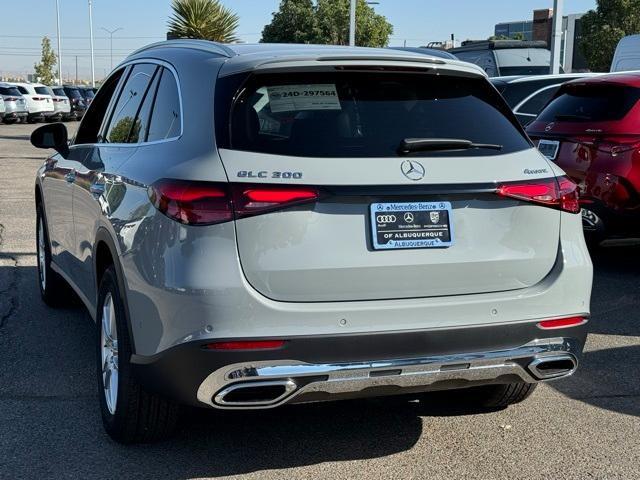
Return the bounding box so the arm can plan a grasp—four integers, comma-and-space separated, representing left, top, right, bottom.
538, 139, 560, 160
370, 201, 454, 250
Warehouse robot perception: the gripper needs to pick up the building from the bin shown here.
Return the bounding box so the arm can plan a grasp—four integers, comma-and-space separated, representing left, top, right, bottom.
494, 9, 588, 72
494, 20, 534, 41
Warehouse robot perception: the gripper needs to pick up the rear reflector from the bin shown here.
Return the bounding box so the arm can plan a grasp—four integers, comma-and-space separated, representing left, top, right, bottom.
149, 180, 320, 225
497, 176, 580, 213
537, 316, 587, 330
204, 340, 286, 350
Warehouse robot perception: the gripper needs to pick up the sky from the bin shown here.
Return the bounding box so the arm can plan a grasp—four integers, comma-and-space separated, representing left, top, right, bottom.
0, 0, 597, 81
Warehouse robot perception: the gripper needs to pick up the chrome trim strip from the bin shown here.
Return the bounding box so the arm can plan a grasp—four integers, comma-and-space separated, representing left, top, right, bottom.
197, 337, 579, 410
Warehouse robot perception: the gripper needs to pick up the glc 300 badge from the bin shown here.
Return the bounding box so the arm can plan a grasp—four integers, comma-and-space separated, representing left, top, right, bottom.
401, 160, 425, 181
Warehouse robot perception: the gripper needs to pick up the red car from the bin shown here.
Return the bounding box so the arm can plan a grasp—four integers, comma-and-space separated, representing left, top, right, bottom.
527, 73, 640, 242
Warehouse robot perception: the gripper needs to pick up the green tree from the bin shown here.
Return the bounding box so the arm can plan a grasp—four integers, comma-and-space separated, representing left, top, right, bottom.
34, 36, 57, 84
262, 0, 316, 44
581, 0, 640, 72
107, 117, 141, 144
167, 0, 239, 43
261, 0, 393, 47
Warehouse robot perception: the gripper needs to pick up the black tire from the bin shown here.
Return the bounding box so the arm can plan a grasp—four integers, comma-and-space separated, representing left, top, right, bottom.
97, 266, 180, 444
468, 382, 537, 409
36, 203, 74, 307
3, 118, 17, 125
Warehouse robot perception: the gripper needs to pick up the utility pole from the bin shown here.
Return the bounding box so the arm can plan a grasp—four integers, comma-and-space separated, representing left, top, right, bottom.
55, 0, 63, 85
101, 27, 123, 71
550, 0, 564, 74
88, 0, 95, 87
349, 0, 356, 46
75, 55, 78, 85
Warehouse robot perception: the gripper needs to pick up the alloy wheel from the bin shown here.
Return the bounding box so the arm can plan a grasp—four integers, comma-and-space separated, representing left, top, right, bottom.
101, 293, 119, 415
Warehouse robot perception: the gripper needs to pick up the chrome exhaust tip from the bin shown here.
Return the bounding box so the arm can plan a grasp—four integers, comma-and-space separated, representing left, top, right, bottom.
528, 355, 577, 380
213, 380, 297, 407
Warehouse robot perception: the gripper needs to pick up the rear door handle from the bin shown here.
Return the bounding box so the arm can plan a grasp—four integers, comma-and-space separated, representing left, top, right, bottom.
64, 170, 76, 183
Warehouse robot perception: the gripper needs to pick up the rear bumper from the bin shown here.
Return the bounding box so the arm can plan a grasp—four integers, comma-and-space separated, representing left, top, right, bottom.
130, 321, 587, 409
3, 111, 27, 119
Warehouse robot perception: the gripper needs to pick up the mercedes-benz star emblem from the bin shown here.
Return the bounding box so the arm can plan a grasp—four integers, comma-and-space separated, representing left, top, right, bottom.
404, 212, 414, 223
401, 160, 425, 181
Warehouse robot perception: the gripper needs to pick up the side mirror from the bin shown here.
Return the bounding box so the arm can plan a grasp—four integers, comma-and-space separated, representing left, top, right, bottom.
31, 123, 69, 156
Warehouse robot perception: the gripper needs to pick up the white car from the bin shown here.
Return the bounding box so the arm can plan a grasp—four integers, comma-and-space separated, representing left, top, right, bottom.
0, 96, 5, 121
10, 82, 55, 123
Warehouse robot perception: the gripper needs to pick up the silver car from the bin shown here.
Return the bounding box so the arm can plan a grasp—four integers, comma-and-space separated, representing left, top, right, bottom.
31, 41, 593, 444
0, 82, 28, 124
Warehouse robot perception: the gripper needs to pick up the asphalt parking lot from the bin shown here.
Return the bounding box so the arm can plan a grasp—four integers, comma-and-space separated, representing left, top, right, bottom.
1, 122, 639, 480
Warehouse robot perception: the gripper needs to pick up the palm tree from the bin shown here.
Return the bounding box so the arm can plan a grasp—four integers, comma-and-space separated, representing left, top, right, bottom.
168, 0, 239, 43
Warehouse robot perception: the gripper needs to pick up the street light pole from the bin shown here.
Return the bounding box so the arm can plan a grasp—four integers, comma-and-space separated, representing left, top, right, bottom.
550, 0, 564, 74
349, 1, 379, 47
88, 0, 95, 86
55, 0, 63, 85
101, 27, 123, 71
349, 0, 356, 46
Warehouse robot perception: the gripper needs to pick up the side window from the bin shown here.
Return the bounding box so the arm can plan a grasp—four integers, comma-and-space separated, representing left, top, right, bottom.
104, 63, 157, 144
75, 68, 126, 145
146, 68, 181, 141
518, 86, 559, 115
17, 86, 28, 94
128, 71, 161, 143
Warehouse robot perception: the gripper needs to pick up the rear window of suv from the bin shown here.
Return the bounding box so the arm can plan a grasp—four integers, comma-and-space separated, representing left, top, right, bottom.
65, 88, 82, 99
0, 87, 21, 96
219, 71, 531, 157
35, 86, 52, 95
538, 83, 640, 123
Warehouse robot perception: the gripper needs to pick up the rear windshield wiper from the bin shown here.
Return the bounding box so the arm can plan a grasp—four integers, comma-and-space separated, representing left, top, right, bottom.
554, 114, 591, 121
398, 138, 503, 155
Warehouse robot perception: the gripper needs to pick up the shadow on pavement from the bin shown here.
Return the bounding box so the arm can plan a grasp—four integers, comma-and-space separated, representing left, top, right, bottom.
587, 242, 640, 337
548, 243, 640, 418
550, 345, 640, 418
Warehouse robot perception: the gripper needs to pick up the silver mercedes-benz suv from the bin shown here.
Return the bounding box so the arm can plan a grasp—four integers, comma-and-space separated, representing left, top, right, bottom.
31, 41, 593, 444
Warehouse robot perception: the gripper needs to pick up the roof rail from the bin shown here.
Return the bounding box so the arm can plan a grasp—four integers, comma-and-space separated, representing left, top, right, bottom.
128, 39, 236, 59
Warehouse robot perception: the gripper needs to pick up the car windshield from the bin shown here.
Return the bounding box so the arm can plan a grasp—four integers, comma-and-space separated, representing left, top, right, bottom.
223, 71, 530, 158
35, 86, 52, 96
538, 83, 640, 122
65, 88, 82, 99
0, 86, 22, 96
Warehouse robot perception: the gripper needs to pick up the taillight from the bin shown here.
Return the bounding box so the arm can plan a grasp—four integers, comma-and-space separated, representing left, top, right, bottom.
596, 136, 640, 157
232, 184, 320, 218
497, 176, 580, 213
148, 180, 232, 225
148, 180, 321, 225
32, 97, 44, 101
